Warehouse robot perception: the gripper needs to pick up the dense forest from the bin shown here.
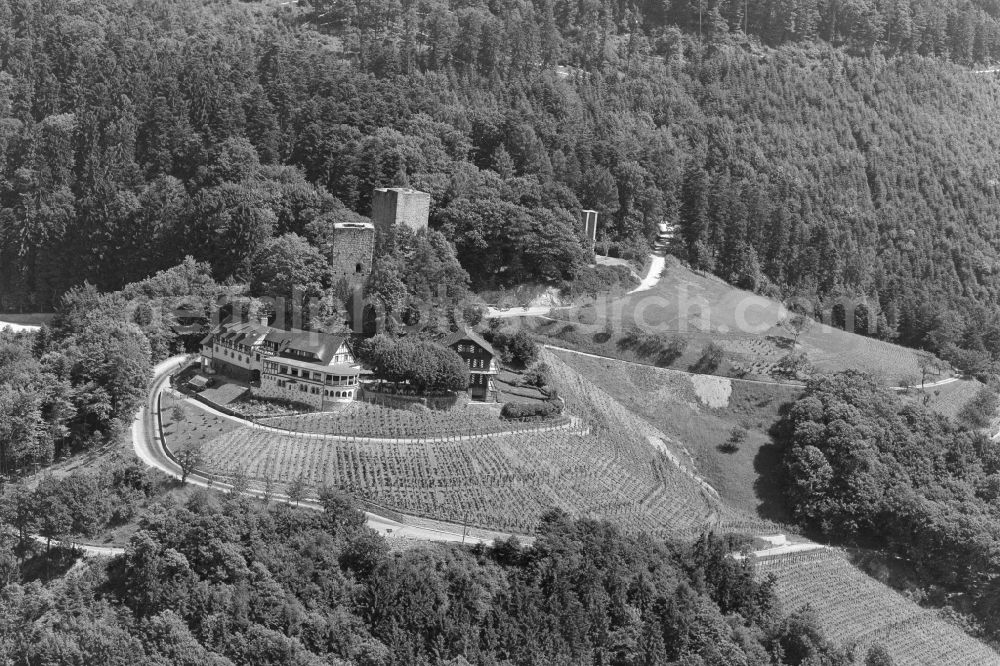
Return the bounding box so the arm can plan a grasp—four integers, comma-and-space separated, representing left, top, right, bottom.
778, 371, 1000, 642
0, 481, 860, 665
5, 0, 1000, 370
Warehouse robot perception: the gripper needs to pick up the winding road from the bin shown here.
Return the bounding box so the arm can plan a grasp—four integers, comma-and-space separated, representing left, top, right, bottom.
485, 253, 667, 319
133, 357, 520, 546
628, 254, 666, 294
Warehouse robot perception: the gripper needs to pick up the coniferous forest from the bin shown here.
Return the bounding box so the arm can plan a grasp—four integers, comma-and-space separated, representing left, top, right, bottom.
5, 0, 1000, 370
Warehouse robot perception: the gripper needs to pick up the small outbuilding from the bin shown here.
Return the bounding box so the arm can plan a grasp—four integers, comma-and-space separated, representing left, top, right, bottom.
442, 327, 499, 402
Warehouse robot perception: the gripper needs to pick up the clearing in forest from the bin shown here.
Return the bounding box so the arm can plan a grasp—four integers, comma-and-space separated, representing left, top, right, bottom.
532, 257, 938, 385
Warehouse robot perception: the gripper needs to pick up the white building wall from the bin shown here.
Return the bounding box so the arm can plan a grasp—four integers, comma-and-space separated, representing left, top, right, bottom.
255, 376, 358, 409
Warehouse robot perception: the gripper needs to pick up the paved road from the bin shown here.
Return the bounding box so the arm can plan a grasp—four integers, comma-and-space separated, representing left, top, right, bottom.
888, 376, 961, 391
628, 254, 666, 294
485, 304, 565, 319
485, 253, 666, 318
27, 533, 125, 558
732, 540, 827, 561
134, 357, 519, 546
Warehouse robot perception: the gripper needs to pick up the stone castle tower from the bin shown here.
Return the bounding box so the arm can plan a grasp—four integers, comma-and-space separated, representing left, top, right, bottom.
371, 187, 430, 238
330, 221, 375, 285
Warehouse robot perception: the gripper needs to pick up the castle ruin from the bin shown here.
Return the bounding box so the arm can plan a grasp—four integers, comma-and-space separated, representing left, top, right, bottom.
330, 221, 375, 286
371, 187, 430, 238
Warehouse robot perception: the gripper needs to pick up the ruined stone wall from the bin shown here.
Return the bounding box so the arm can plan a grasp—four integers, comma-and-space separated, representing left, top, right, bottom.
371, 188, 430, 235
330, 224, 374, 284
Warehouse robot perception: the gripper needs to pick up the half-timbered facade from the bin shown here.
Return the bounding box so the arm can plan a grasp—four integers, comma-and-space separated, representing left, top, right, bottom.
442, 327, 499, 401
200, 319, 362, 408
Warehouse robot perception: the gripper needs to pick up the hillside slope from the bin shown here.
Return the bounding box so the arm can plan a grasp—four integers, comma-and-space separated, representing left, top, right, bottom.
548, 347, 799, 521
756, 549, 1000, 665
190, 350, 737, 537
537, 257, 945, 385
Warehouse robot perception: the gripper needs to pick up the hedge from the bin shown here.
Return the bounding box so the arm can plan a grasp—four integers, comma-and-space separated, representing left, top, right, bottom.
500, 401, 561, 420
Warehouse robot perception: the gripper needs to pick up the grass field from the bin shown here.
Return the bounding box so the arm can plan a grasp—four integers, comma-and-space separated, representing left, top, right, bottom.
187, 353, 726, 537
530, 257, 941, 385
756, 549, 1000, 664
161, 392, 242, 448
549, 348, 800, 522
899, 378, 985, 421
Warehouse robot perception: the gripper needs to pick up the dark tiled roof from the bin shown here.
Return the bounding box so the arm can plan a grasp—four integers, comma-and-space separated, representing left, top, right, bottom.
441, 326, 496, 357
275, 329, 348, 364
212, 318, 348, 364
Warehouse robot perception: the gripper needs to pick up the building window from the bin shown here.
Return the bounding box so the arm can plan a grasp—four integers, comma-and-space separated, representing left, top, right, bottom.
355, 263, 363, 273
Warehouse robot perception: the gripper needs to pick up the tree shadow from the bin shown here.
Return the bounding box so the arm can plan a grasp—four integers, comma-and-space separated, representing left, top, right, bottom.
752, 400, 796, 523
752, 441, 790, 523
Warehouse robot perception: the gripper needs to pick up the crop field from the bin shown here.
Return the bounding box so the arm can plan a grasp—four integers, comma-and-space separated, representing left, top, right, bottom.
550, 348, 800, 521
756, 549, 1000, 664
194, 354, 724, 537
260, 401, 569, 438
530, 258, 935, 385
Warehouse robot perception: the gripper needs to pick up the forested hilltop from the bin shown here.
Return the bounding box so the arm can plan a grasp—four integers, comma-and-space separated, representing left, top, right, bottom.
7, 0, 1000, 365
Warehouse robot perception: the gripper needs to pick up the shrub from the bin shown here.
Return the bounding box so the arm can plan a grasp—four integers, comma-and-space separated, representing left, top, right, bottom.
958, 385, 999, 429
522, 363, 550, 388
773, 351, 812, 379
489, 329, 539, 366
720, 426, 747, 453
500, 401, 561, 420
560, 264, 634, 299
617, 328, 687, 366
690, 342, 724, 374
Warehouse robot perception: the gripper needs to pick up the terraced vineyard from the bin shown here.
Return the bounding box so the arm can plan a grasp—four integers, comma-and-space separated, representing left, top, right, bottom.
261, 401, 569, 438
756, 549, 1000, 664
194, 354, 722, 537
549, 347, 800, 519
